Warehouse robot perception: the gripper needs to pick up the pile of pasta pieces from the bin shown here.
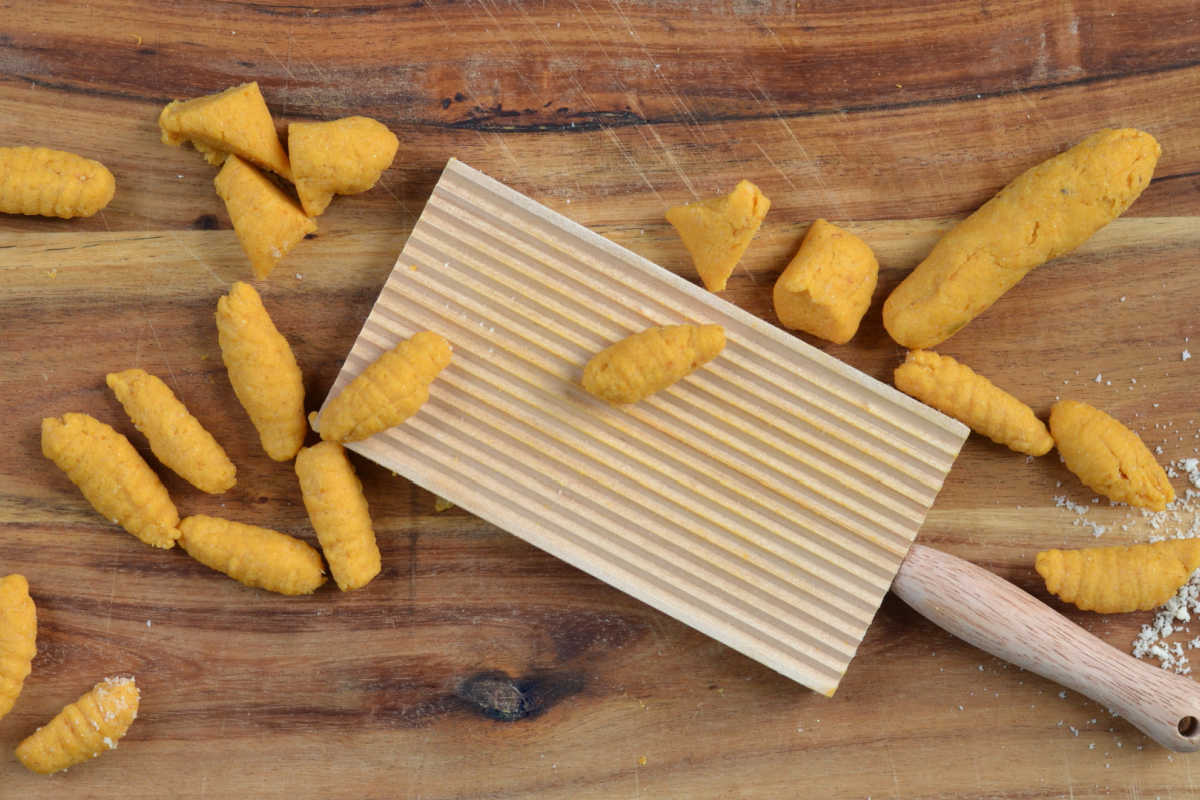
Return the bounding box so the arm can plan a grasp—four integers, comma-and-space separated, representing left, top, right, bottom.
0, 94, 1191, 773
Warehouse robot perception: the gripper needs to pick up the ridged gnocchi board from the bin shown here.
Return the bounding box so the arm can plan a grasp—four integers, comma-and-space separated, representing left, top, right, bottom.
319, 157, 969, 698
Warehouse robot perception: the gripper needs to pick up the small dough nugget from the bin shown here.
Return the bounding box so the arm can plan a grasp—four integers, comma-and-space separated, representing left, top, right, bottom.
666, 180, 770, 292
214, 155, 316, 280
288, 116, 399, 216
179, 515, 326, 595
1036, 540, 1200, 613
107, 369, 236, 494
41, 413, 180, 549
894, 350, 1053, 456
158, 81, 292, 179
216, 281, 307, 462
0, 146, 114, 218
318, 331, 452, 443
15, 676, 139, 775
583, 324, 725, 405
295, 442, 381, 591
0, 575, 36, 722
883, 128, 1160, 348
773, 219, 878, 344
1050, 400, 1174, 511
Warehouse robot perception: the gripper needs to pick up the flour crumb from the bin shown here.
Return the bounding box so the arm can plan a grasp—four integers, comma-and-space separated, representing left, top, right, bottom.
1184, 349, 1192, 362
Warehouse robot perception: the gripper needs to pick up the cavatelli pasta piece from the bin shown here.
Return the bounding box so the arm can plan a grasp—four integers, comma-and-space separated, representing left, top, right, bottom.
0, 146, 115, 218
0, 575, 36, 721
582, 324, 726, 405
665, 180, 770, 292
106, 369, 236, 494
178, 515, 326, 595
295, 442, 381, 591
1050, 400, 1174, 511
15, 676, 140, 775
893, 350, 1053, 456
1035, 540, 1200, 613
41, 413, 180, 549
288, 116, 399, 217
883, 129, 1160, 348
216, 281, 306, 461
214, 155, 316, 280
158, 82, 292, 179
317, 331, 451, 443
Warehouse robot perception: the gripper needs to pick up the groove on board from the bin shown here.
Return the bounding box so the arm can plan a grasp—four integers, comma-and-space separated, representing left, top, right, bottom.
320, 158, 969, 696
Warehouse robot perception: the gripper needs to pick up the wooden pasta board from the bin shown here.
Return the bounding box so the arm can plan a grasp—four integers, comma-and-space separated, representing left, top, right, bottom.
317, 158, 970, 696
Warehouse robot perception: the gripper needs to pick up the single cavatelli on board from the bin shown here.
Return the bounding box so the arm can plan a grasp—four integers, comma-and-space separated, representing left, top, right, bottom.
295, 441, 381, 591
893, 350, 1053, 456
178, 515, 326, 595
0, 146, 115, 218
107, 368, 236, 494
216, 281, 307, 461
1036, 540, 1200, 613
582, 324, 726, 405
15, 676, 140, 775
41, 413, 180, 549
0, 574, 37, 721
317, 331, 452, 443
1050, 400, 1174, 511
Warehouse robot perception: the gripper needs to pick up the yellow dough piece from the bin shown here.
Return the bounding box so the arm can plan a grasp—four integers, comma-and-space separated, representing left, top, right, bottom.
894, 350, 1053, 456
216, 281, 306, 462
1050, 400, 1174, 511
295, 442, 381, 591
318, 331, 452, 443
582, 324, 726, 405
214, 155, 316, 280
106, 369, 236, 494
1036, 540, 1200, 613
773, 219, 878, 344
158, 82, 292, 179
0, 146, 114, 218
179, 515, 326, 595
665, 180, 770, 292
288, 116, 399, 216
15, 676, 140, 775
0, 575, 36, 722
41, 413, 180, 549
883, 129, 1160, 348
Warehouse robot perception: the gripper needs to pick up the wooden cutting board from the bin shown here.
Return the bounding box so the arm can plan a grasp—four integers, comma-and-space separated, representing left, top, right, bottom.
3, 0, 1200, 796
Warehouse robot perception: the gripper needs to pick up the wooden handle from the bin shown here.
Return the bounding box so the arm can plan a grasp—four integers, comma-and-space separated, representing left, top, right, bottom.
893, 544, 1200, 752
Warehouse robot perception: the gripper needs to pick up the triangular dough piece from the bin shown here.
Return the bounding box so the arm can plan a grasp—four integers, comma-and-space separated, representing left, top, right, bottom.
160, 82, 292, 180
665, 179, 770, 292
288, 116, 399, 216
214, 155, 315, 280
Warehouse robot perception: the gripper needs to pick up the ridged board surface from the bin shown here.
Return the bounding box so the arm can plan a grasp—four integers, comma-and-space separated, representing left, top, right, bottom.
321, 158, 969, 696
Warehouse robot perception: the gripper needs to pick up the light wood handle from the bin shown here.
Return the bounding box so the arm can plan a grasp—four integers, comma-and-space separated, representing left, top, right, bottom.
893, 543, 1200, 752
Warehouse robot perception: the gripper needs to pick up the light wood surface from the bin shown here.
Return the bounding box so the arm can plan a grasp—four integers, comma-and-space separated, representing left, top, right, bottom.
2, 1, 1200, 797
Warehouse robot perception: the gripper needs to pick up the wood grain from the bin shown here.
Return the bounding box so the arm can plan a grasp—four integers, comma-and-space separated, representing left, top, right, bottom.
2, 1, 1200, 796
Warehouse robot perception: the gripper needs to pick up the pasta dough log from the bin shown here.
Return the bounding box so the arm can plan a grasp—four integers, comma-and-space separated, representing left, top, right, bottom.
214, 155, 317, 280
1050, 400, 1174, 511
0, 146, 115, 218
883, 128, 1160, 348
216, 281, 307, 462
41, 413, 180, 549
158, 82, 292, 180
318, 331, 452, 443
893, 350, 1053, 456
1036, 540, 1200, 613
582, 324, 726, 405
0, 575, 36, 721
179, 515, 327, 595
773, 219, 878, 345
106, 369, 236, 494
295, 442, 381, 591
288, 116, 399, 216
15, 676, 140, 774
666, 180, 770, 293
